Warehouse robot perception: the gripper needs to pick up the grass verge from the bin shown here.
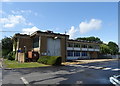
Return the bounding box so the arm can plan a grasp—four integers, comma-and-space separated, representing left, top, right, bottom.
4, 59, 49, 68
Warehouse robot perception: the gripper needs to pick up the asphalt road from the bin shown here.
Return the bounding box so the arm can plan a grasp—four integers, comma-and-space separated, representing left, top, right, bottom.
2, 60, 120, 85
0, 59, 2, 86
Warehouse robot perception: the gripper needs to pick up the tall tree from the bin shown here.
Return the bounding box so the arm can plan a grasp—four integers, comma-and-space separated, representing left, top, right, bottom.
108, 41, 119, 55
2, 37, 13, 57
100, 44, 110, 54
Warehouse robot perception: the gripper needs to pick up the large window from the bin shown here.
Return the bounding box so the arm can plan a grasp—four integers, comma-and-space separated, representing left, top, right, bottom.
82, 52, 87, 56
67, 50, 73, 56
33, 37, 39, 48
74, 51, 80, 56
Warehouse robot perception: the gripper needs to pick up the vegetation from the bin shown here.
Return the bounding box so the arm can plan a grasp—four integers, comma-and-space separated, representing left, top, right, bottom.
4, 59, 49, 68
76, 36, 119, 55
76, 36, 103, 43
7, 51, 16, 60
100, 42, 119, 55
37, 56, 62, 65
2, 37, 13, 58
108, 41, 119, 55
100, 44, 110, 54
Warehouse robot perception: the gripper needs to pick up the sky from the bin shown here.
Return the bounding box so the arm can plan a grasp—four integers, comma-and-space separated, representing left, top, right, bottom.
0, 2, 118, 44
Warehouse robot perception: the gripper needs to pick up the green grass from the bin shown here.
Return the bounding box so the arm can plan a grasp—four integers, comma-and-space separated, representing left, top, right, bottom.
4, 59, 49, 68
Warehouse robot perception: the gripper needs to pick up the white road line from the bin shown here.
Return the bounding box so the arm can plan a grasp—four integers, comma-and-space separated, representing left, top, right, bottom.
102, 68, 111, 70
20, 77, 30, 85
88, 66, 97, 68
92, 67, 103, 69
112, 68, 120, 71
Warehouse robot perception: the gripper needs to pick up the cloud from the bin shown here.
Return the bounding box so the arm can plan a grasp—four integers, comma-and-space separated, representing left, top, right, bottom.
4, 23, 15, 28
67, 26, 78, 39
21, 26, 40, 35
0, 10, 5, 14
11, 10, 32, 14
79, 19, 102, 34
2, 0, 11, 2
0, 15, 33, 28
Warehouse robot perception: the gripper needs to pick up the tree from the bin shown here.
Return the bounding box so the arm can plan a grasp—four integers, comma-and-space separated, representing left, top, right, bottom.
76, 36, 103, 43
108, 41, 119, 55
2, 37, 13, 57
100, 44, 110, 54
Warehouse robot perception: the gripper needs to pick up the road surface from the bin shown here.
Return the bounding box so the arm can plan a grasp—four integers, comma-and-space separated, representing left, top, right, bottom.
2, 60, 120, 85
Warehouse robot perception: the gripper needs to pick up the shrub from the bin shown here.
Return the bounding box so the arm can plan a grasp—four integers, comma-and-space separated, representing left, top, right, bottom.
7, 51, 16, 60
37, 56, 62, 65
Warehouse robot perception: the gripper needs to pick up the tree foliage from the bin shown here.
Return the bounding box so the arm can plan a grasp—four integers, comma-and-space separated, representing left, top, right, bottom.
108, 41, 119, 55
76, 36, 102, 43
2, 37, 13, 57
100, 44, 110, 54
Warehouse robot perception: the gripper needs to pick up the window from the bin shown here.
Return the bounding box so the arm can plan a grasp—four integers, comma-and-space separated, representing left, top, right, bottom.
82, 52, 87, 56
74, 51, 80, 56
67, 51, 73, 56
88, 45, 93, 48
81, 44, 87, 48
95, 45, 99, 49
74, 43, 80, 47
33, 37, 39, 48
68, 43, 73, 47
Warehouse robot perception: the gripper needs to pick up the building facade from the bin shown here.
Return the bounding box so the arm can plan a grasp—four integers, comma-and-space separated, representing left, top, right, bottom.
13, 30, 100, 62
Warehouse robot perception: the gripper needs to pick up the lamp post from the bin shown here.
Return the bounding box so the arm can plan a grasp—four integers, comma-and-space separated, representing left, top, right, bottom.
24, 46, 26, 62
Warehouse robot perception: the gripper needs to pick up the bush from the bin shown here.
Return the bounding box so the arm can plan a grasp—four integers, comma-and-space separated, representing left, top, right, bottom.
37, 56, 62, 65
7, 51, 16, 60
98, 56, 112, 59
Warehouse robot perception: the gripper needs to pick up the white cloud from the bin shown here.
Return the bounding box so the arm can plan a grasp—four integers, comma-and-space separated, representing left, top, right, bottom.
2, 0, 11, 2
11, 10, 32, 14
79, 19, 102, 34
0, 10, 5, 14
67, 26, 78, 39
22, 26, 40, 35
4, 23, 15, 28
0, 15, 33, 28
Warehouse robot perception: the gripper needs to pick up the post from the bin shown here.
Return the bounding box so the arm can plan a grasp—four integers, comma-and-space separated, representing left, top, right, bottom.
65, 31, 67, 62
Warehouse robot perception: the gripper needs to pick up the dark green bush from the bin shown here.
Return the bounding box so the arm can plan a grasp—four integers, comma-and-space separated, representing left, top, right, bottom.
98, 56, 112, 59
37, 56, 62, 65
7, 51, 16, 60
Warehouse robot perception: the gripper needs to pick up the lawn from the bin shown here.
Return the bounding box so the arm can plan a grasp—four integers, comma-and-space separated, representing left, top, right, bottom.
4, 59, 50, 68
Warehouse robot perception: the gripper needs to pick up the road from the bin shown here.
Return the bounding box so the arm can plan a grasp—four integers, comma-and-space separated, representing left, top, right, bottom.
0, 59, 2, 86
2, 60, 120, 85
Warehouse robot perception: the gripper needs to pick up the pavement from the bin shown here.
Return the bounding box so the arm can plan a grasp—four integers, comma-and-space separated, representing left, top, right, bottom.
2, 59, 120, 85
62, 59, 118, 65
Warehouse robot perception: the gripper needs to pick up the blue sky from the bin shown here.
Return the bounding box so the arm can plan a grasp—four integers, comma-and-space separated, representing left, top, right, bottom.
0, 2, 118, 44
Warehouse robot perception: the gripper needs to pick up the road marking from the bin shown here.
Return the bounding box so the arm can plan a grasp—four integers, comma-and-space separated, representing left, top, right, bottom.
69, 64, 120, 72
102, 68, 111, 70
88, 66, 96, 68
93, 67, 103, 69
20, 77, 30, 86
112, 68, 120, 71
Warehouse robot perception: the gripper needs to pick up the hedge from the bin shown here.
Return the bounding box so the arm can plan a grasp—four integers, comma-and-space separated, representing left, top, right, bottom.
37, 56, 62, 65
7, 51, 16, 60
